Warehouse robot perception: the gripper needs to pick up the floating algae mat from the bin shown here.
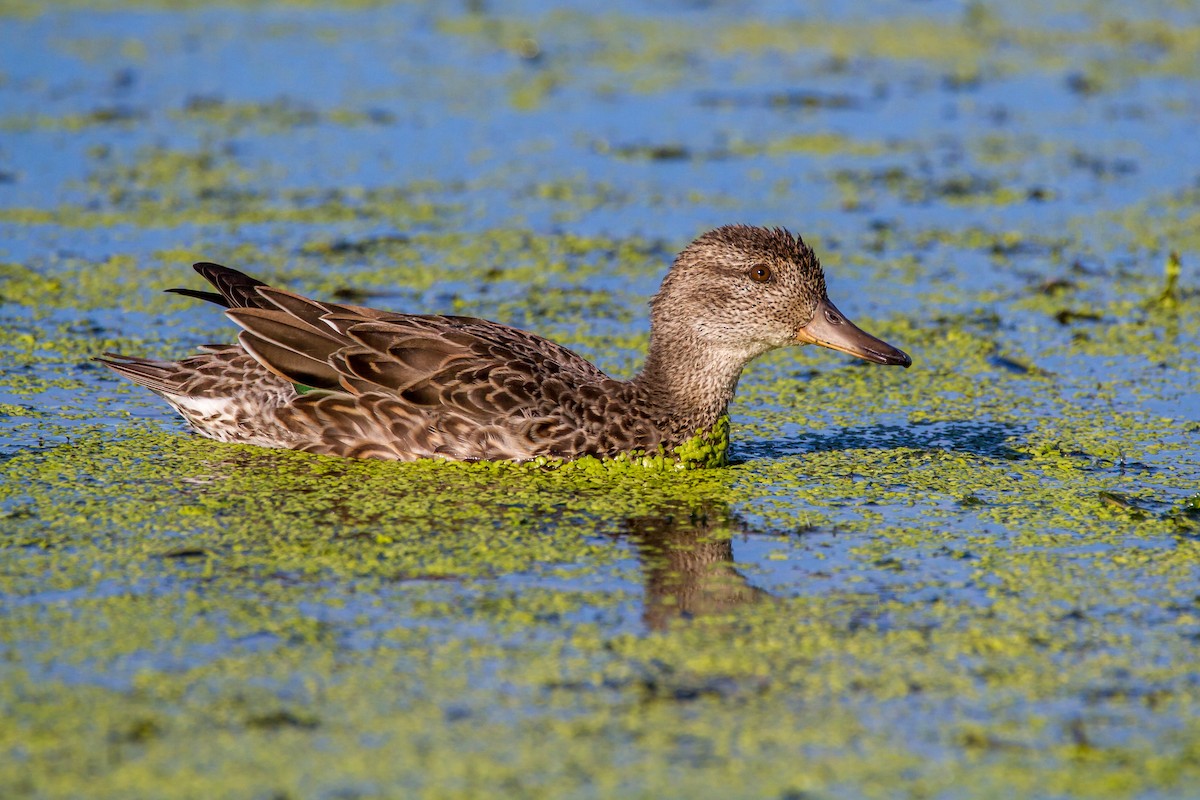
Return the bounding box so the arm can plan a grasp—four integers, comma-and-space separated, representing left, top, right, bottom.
2, 1, 1199, 797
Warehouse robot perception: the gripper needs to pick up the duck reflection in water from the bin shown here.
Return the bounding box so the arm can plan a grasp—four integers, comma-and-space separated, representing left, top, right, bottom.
623, 500, 770, 631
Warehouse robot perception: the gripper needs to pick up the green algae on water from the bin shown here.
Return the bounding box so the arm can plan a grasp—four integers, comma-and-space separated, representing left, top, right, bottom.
4, 0, 1200, 798
529, 415, 732, 472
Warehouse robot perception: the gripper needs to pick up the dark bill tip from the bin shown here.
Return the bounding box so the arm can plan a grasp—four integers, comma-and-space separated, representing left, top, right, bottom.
861, 343, 913, 368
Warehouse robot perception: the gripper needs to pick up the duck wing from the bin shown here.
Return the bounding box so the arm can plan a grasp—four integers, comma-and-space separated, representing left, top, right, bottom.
164, 263, 627, 460
221, 281, 625, 460
229, 285, 610, 399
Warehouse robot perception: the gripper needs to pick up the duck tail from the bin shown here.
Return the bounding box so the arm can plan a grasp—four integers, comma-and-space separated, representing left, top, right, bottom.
165, 262, 274, 310
93, 353, 187, 397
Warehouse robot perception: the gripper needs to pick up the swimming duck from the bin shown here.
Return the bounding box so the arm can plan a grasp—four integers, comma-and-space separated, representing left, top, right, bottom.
98, 225, 911, 463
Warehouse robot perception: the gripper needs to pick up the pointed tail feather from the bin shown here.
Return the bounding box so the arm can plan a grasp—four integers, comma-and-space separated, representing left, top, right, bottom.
94, 353, 186, 396
165, 287, 228, 306
166, 262, 274, 310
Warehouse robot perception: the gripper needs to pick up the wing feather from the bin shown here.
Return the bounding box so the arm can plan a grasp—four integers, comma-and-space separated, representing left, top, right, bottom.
216, 279, 616, 452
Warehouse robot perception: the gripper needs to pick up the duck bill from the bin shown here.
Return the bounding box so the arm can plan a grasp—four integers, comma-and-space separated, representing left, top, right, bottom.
796, 298, 912, 367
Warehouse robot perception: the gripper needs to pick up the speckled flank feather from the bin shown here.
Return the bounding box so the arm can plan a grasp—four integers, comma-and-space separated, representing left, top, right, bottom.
99, 348, 304, 448
97, 225, 910, 462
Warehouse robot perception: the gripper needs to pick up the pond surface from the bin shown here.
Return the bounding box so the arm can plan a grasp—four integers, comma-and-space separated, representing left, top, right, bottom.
2, 1, 1199, 797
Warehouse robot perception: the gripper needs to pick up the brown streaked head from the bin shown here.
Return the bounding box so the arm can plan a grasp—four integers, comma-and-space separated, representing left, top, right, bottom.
651, 224, 911, 368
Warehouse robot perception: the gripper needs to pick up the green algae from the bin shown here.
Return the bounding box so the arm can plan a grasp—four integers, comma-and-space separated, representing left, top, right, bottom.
3, 0, 1200, 797
6, 213, 1199, 797
7, 210, 1198, 793
5, 408, 1200, 798
1156, 251, 1183, 309
0, 144, 456, 230
10, 265, 1199, 794
170, 96, 395, 133
0, 107, 146, 133
525, 415, 731, 472
434, 6, 1200, 95
0, 0, 392, 13
598, 133, 893, 162
673, 415, 730, 469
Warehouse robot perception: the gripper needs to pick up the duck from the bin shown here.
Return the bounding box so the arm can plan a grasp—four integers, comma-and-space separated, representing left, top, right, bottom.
98, 225, 911, 464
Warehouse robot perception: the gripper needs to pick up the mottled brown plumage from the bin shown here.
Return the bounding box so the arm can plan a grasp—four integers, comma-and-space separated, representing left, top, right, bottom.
98, 225, 911, 462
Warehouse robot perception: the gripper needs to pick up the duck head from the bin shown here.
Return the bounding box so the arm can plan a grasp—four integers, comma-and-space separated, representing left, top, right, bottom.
653, 224, 912, 368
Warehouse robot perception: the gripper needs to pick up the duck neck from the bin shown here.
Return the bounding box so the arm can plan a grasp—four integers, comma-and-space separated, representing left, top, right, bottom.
632, 330, 751, 432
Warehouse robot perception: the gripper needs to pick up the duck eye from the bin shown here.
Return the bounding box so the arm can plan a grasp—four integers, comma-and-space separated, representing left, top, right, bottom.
748, 265, 773, 284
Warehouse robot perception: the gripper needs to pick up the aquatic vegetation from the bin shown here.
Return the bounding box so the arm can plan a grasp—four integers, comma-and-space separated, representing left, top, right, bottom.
1156, 251, 1183, 309
1, 0, 1198, 797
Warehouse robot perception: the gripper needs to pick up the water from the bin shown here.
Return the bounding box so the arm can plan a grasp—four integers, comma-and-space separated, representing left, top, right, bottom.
2, 1, 1199, 797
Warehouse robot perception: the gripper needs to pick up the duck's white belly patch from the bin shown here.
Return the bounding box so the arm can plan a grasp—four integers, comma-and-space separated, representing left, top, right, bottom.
165, 392, 296, 446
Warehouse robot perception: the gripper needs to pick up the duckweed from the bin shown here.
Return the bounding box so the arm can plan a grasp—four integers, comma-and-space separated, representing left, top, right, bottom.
2, 1, 1199, 798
